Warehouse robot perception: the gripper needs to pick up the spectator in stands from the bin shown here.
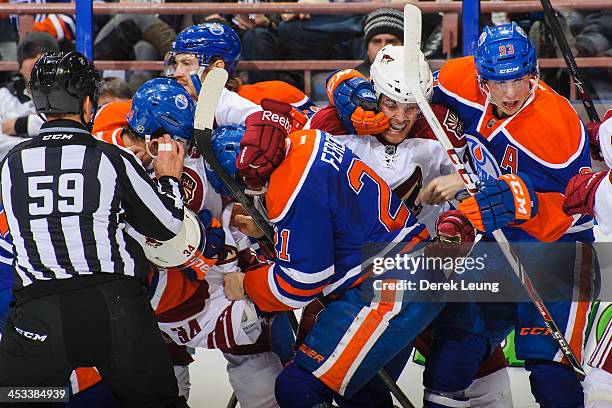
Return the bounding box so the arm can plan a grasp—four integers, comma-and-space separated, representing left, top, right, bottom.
572, 10, 612, 100
94, 14, 176, 90
99, 77, 133, 105
241, 0, 363, 88
0, 32, 58, 158
0, 7, 18, 87
354, 8, 403, 77
9, 0, 108, 51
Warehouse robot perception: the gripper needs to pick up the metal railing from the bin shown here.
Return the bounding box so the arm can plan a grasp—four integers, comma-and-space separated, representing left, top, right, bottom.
1, 0, 610, 98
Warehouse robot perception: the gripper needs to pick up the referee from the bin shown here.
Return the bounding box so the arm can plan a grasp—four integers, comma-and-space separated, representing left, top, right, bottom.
0, 52, 189, 407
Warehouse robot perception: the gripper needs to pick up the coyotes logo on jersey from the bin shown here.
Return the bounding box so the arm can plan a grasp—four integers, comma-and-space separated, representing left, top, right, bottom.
181, 167, 204, 212
393, 166, 423, 215
442, 110, 465, 140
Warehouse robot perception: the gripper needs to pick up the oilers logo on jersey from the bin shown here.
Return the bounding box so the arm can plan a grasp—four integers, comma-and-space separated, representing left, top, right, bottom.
467, 136, 502, 181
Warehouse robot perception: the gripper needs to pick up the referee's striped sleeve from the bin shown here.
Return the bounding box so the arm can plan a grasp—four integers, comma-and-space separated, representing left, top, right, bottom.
115, 150, 184, 241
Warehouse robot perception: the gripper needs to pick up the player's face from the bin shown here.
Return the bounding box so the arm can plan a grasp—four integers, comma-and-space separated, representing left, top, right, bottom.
171, 53, 201, 99
483, 75, 532, 117
378, 94, 420, 144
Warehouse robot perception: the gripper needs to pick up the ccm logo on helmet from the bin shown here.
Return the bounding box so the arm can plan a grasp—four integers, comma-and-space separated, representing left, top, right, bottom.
15, 326, 48, 341
262, 110, 292, 133
499, 67, 520, 74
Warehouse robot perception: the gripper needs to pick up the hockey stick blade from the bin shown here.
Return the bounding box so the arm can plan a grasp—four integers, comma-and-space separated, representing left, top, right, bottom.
540, 0, 600, 123
403, 3, 585, 381
193, 68, 275, 243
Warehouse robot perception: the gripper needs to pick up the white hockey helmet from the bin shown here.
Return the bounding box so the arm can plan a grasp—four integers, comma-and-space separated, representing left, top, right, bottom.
370, 45, 433, 104
142, 208, 204, 268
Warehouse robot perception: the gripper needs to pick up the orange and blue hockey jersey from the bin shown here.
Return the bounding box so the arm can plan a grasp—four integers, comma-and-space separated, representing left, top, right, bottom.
244, 129, 429, 312
433, 56, 593, 242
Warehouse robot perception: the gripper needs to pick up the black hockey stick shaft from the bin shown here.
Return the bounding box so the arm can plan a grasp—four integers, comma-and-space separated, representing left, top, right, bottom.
378, 369, 416, 408
196, 128, 275, 243
194, 70, 297, 408
540, 0, 600, 122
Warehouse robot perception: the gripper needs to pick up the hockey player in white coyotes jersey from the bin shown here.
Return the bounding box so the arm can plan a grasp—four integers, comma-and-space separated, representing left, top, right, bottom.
308, 45, 469, 234
307, 44, 513, 408
127, 80, 283, 408
563, 109, 612, 408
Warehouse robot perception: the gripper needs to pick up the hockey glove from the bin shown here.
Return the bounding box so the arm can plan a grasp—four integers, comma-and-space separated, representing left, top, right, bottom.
237, 98, 291, 194
586, 109, 612, 162
457, 173, 538, 233
326, 69, 388, 135
435, 210, 476, 243
425, 210, 475, 262
198, 209, 226, 260
562, 170, 608, 217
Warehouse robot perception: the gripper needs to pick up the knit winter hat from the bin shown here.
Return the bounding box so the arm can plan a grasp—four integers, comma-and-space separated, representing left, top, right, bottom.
17, 32, 59, 67
364, 8, 404, 46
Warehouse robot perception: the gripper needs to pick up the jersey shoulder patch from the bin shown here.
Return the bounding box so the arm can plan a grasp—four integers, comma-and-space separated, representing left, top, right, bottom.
410, 105, 465, 148
437, 56, 485, 105
504, 86, 584, 165
181, 166, 205, 212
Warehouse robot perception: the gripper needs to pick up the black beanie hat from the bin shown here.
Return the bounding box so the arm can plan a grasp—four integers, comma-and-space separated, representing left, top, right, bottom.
364, 8, 404, 46
17, 32, 59, 67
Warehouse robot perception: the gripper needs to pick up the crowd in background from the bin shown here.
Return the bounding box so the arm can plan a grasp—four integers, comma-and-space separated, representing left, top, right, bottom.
0, 0, 609, 140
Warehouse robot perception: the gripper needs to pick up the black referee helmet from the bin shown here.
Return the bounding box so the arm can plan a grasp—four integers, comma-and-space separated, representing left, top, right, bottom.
30, 51, 100, 124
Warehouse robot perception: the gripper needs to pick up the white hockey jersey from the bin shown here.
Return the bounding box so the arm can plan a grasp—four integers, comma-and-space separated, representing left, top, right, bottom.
307, 104, 469, 234
151, 204, 267, 351
146, 153, 268, 352
592, 112, 612, 235
215, 88, 261, 128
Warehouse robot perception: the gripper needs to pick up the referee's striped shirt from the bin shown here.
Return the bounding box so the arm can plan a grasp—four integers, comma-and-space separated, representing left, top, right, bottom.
0, 119, 184, 295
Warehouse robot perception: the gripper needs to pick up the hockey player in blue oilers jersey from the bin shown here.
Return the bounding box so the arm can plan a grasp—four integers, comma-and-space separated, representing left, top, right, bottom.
415, 23, 598, 408
220, 99, 450, 407
309, 44, 513, 407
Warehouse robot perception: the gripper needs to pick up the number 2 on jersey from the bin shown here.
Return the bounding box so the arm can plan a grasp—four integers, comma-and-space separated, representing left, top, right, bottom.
347, 159, 409, 231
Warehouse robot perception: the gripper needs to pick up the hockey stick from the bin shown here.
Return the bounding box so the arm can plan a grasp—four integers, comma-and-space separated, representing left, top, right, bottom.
193, 67, 299, 323
194, 68, 276, 245
193, 69, 413, 408
539, 0, 600, 123
193, 69, 300, 408
403, 4, 586, 381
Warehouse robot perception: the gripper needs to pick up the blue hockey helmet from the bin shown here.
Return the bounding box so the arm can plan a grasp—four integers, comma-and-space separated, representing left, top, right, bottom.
172, 23, 241, 75
474, 22, 537, 82
205, 124, 245, 196
127, 77, 195, 142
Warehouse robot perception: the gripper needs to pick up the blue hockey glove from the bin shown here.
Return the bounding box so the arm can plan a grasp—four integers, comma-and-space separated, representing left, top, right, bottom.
457, 173, 538, 232
325, 69, 388, 135
197, 209, 226, 260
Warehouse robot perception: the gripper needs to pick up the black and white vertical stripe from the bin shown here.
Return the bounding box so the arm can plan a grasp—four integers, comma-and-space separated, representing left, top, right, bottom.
0, 120, 184, 289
